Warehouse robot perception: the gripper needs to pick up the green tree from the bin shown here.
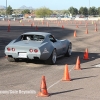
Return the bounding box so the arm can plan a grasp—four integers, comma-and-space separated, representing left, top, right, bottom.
79, 7, 88, 16
21, 9, 31, 14
6, 5, 13, 15
68, 7, 78, 16
35, 7, 53, 17
62, 10, 70, 15
79, 7, 84, 14
89, 7, 98, 15
97, 7, 100, 16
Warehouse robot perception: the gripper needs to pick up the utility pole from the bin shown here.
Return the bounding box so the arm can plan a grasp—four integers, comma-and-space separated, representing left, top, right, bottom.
88, 0, 90, 18
6, 0, 7, 18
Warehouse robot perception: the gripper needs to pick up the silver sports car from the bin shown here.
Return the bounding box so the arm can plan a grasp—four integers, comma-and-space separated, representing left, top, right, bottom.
5, 32, 72, 64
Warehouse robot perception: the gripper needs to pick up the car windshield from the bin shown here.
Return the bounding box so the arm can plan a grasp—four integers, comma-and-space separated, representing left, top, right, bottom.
20, 35, 45, 41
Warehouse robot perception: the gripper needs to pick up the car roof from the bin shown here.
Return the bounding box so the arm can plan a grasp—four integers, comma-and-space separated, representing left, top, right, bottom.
22, 32, 51, 36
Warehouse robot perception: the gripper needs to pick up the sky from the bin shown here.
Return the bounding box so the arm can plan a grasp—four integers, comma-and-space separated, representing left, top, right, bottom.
0, 0, 100, 10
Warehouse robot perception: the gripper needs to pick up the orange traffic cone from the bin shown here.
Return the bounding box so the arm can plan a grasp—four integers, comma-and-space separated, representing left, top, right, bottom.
32, 22, 34, 26
35, 26, 38, 30
62, 25, 64, 29
37, 76, 49, 97
76, 25, 79, 28
7, 24, 10, 32
74, 56, 81, 70
83, 48, 89, 60
62, 64, 71, 81
95, 27, 97, 32
85, 23, 87, 27
31, 23, 34, 27
80, 21, 82, 24
8, 20, 10, 24
85, 28, 88, 34
74, 30, 77, 37
42, 21, 44, 25
47, 22, 49, 27
95, 23, 97, 27
31, 23, 32, 27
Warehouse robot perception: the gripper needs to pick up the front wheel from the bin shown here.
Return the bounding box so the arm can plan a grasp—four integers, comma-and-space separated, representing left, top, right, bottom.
65, 43, 72, 57
45, 49, 57, 65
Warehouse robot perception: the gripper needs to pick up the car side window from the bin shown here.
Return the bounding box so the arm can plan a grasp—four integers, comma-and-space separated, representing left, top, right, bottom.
49, 35, 57, 42
33, 35, 44, 41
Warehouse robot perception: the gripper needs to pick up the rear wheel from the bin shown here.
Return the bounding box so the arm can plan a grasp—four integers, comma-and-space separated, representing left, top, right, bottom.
65, 43, 72, 57
7, 57, 15, 62
45, 49, 57, 65
7, 57, 19, 62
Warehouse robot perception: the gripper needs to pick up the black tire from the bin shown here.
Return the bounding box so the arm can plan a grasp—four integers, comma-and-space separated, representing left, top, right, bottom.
7, 57, 16, 62
45, 49, 57, 65
65, 43, 72, 57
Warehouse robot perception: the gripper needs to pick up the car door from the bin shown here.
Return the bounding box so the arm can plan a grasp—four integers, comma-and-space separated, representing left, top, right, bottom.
49, 35, 63, 56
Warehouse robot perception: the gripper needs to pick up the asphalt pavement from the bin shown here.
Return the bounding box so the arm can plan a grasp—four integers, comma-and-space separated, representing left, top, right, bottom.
0, 20, 100, 100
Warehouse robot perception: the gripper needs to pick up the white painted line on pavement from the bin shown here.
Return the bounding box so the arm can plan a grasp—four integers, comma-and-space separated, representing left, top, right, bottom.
47, 65, 75, 90
94, 64, 100, 67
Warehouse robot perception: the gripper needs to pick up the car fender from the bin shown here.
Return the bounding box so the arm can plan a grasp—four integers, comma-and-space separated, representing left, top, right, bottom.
60, 39, 72, 52
39, 42, 54, 60
7, 39, 16, 46
64, 40, 72, 50
5, 39, 16, 49
5, 39, 16, 53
